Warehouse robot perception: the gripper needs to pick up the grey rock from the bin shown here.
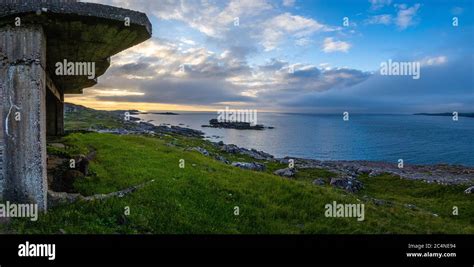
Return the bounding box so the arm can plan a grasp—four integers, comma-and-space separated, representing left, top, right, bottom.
231, 162, 266, 172
330, 177, 347, 188
75, 154, 89, 176
274, 168, 296, 178
203, 119, 267, 130
277, 158, 291, 164
243, 149, 274, 161
356, 166, 372, 175
464, 186, 474, 194
312, 178, 326, 186
220, 144, 273, 160
330, 177, 364, 193
372, 198, 388, 206
91, 118, 204, 138
369, 170, 384, 177
215, 155, 230, 164
47, 190, 82, 207
221, 144, 241, 154
191, 147, 210, 156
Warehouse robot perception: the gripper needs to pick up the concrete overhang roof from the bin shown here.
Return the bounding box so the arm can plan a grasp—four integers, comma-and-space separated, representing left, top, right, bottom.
0, 1, 152, 94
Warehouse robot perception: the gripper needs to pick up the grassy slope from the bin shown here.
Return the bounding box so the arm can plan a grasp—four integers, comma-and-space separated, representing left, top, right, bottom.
3, 133, 473, 234
64, 106, 124, 130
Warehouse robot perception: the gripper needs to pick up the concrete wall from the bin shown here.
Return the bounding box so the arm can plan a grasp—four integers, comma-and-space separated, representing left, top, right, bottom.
0, 0, 77, 4
0, 63, 3, 197
0, 25, 48, 210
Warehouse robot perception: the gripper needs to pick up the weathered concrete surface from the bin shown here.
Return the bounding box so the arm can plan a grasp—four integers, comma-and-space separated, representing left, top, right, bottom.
0, 0, 151, 211
0, 0, 152, 94
0, 60, 3, 199
1, 0, 76, 3
0, 25, 48, 210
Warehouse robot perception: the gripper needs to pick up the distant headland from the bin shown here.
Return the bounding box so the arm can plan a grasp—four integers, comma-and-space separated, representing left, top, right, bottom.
414, 112, 474, 118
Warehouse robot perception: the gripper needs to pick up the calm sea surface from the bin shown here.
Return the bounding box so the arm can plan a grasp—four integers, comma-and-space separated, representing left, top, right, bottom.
137, 113, 474, 166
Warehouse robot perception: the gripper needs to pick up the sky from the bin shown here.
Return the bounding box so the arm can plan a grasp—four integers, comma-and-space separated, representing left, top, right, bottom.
68, 0, 474, 113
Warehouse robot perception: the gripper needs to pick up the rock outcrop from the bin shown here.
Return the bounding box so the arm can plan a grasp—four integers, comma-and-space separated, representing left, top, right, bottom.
202, 119, 269, 130
464, 186, 474, 194
290, 158, 474, 185
218, 143, 274, 161
274, 168, 296, 178
231, 162, 266, 172
330, 177, 364, 193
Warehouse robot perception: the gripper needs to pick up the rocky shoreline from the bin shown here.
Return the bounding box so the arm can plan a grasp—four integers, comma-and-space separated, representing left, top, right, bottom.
288, 158, 474, 185
183, 139, 474, 194
64, 104, 474, 193
93, 121, 205, 138
126, 118, 474, 190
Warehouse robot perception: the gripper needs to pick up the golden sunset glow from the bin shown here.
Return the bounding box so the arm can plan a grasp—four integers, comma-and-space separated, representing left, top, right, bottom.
66, 96, 217, 112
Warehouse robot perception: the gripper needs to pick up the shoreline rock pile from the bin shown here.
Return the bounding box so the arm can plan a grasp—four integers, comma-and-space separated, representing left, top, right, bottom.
202, 119, 273, 130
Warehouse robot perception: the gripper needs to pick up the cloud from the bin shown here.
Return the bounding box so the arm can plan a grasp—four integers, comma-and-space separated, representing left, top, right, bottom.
282, 0, 296, 7
178, 38, 197, 46
96, 77, 252, 105
275, 55, 473, 113
365, 14, 392, 25
86, 0, 272, 38
75, 0, 472, 114
261, 13, 335, 51
395, 3, 421, 30
89, 0, 337, 53
71, 37, 254, 106
420, 56, 447, 67
369, 0, 392, 10
241, 60, 370, 97
365, 3, 421, 30
72, 36, 369, 109
322, 38, 351, 53
295, 38, 312, 47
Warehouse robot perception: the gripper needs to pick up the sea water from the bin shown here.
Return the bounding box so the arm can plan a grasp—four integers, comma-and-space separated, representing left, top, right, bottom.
137, 113, 474, 166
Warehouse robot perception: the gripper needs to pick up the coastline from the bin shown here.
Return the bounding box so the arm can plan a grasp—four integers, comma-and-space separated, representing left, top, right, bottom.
2, 102, 470, 234
64, 103, 474, 187
136, 111, 474, 167
133, 114, 474, 186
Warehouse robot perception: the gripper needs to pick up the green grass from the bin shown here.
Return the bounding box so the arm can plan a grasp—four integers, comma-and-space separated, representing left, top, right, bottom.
64, 104, 128, 131
293, 168, 336, 183
2, 133, 473, 234
357, 174, 474, 228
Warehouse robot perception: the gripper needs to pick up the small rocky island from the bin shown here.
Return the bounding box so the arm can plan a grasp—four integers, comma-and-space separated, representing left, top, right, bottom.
140, 112, 180, 115
202, 119, 273, 130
